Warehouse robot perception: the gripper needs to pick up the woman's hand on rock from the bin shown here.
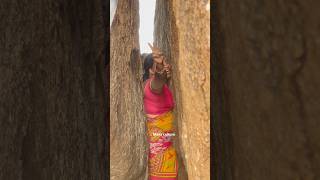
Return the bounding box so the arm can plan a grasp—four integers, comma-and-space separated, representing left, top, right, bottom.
164, 63, 172, 79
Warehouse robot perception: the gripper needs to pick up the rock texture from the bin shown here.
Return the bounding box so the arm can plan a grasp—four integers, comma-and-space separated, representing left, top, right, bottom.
212, 3, 233, 180
214, 0, 320, 179
154, 0, 210, 179
0, 0, 107, 179
110, 0, 147, 180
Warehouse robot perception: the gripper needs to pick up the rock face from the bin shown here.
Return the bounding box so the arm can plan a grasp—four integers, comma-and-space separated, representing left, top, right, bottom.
214, 0, 320, 179
154, 1, 210, 179
0, 0, 107, 179
110, 0, 147, 180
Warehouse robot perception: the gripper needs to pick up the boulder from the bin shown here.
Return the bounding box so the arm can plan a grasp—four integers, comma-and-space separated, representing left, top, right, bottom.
154, 0, 211, 179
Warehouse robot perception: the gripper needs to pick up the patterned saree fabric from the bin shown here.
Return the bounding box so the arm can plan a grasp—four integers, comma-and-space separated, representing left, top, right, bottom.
144, 78, 178, 180
147, 111, 178, 180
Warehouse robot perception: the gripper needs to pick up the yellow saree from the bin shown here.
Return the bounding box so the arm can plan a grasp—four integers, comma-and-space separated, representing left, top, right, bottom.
146, 111, 178, 180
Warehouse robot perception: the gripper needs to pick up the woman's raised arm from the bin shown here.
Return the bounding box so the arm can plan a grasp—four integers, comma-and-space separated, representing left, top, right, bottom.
148, 43, 171, 93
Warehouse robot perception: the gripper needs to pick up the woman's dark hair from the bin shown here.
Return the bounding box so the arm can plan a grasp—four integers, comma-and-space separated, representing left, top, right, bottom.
143, 53, 154, 82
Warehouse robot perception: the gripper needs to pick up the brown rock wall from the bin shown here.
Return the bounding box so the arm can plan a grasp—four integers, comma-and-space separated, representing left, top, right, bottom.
110, 0, 147, 179
154, 0, 210, 179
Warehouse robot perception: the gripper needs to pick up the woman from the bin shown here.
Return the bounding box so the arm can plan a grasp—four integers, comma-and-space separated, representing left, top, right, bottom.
142, 43, 178, 180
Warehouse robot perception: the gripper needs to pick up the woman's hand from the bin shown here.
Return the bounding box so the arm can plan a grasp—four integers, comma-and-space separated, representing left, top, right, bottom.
148, 42, 172, 80
147, 42, 171, 93
164, 63, 172, 79
163, 57, 171, 79
148, 43, 164, 64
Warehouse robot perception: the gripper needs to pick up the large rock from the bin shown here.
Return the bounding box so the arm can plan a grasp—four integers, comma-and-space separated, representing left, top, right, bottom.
0, 0, 107, 179
110, 0, 147, 179
214, 0, 320, 179
154, 0, 210, 179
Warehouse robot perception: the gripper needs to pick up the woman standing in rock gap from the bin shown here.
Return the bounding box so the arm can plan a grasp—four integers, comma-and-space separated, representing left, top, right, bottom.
142, 43, 178, 180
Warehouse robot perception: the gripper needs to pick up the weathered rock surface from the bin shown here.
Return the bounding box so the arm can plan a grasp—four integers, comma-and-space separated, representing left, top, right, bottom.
154, 0, 210, 179
0, 0, 107, 179
214, 0, 320, 179
110, 0, 147, 180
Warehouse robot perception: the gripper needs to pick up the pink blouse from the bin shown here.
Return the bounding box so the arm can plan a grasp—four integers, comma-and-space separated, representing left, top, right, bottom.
143, 78, 174, 115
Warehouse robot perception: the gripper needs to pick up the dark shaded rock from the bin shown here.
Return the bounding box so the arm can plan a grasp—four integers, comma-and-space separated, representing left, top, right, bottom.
0, 0, 107, 179
214, 0, 320, 179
